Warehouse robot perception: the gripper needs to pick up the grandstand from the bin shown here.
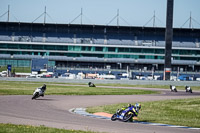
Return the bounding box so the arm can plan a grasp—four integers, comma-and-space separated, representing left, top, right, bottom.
0, 21, 200, 72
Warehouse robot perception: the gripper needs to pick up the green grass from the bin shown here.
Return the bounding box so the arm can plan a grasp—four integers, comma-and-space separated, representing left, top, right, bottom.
0, 66, 31, 73
87, 98, 200, 128
96, 83, 200, 91
0, 123, 98, 133
0, 81, 157, 95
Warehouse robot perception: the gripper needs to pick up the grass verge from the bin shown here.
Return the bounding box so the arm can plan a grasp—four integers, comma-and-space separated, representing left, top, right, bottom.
96, 83, 200, 91
0, 81, 157, 95
87, 98, 200, 128
0, 66, 31, 73
0, 123, 97, 133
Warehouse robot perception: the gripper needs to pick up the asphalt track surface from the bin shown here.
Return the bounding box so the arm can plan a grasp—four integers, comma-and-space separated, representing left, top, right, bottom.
0, 86, 200, 133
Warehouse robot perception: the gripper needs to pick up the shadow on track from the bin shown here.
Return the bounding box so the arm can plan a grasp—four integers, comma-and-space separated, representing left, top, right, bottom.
33, 98, 55, 101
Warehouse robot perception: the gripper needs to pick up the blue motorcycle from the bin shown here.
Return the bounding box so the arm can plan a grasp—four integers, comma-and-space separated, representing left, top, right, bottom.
111, 105, 137, 122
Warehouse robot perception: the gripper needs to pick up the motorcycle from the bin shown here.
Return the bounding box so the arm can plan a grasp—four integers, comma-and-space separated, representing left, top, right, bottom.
32, 85, 46, 100
88, 82, 96, 87
185, 86, 192, 93
111, 106, 136, 122
170, 85, 177, 92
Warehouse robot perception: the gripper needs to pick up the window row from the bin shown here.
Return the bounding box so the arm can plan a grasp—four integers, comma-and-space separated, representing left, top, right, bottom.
1, 44, 200, 55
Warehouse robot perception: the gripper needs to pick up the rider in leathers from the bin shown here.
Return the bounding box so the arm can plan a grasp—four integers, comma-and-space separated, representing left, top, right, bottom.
117, 103, 141, 121
40, 84, 46, 97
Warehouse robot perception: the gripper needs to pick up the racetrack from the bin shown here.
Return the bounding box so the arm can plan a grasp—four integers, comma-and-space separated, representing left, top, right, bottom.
0, 87, 200, 133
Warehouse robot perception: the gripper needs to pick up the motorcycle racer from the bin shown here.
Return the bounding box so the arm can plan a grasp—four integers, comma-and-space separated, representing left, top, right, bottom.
40, 84, 46, 97
133, 103, 141, 116
32, 84, 47, 99
41, 84, 46, 92
117, 103, 141, 116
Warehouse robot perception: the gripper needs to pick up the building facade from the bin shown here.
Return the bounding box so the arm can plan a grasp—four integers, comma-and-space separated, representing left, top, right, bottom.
0, 22, 200, 72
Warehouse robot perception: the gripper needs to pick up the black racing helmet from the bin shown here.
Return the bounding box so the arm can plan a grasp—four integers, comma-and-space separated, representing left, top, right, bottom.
42, 84, 46, 88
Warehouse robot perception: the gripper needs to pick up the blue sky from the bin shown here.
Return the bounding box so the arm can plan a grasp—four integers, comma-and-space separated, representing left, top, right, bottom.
0, 0, 200, 28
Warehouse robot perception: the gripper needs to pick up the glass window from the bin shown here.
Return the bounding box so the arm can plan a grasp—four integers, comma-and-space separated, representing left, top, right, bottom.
118, 48, 125, 52
130, 55, 139, 59
7, 44, 18, 49
95, 47, 103, 51
0, 44, 7, 48
179, 57, 196, 61
56, 46, 68, 51
172, 50, 179, 55
91, 47, 95, 52
139, 55, 145, 59
74, 46, 81, 51
179, 50, 188, 55
19, 44, 32, 49
155, 49, 164, 54
123, 55, 130, 58
108, 47, 115, 52
143, 49, 154, 54
0, 59, 6, 66
103, 47, 107, 52
32, 45, 43, 50
125, 48, 130, 52
44, 45, 55, 50
22, 52, 31, 55
145, 55, 154, 59
157, 56, 164, 59
81, 46, 91, 51
68, 46, 73, 51
118, 48, 130, 52
178, 50, 197, 55
107, 54, 116, 58
130, 48, 141, 53
48, 61, 55, 67
81, 46, 86, 51
18, 60, 30, 67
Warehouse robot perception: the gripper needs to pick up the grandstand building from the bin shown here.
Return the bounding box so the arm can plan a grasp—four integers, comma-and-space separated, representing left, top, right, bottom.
0, 22, 200, 72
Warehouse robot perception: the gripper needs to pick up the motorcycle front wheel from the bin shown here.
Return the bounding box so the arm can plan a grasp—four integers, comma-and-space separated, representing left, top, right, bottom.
123, 112, 133, 122
32, 92, 39, 100
111, 114, 117, 121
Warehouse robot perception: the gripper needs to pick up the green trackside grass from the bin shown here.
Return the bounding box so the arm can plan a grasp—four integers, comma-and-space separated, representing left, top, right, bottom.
96, 83, 200, 91
0, 80, 200, 91
87, 98, 200, 128
0, 66, 31, 73
0, 123, 98, 133
0, 81, 157, 95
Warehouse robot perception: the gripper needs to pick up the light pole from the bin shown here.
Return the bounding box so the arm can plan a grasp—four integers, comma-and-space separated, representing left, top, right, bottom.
164, 0, 174, 80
